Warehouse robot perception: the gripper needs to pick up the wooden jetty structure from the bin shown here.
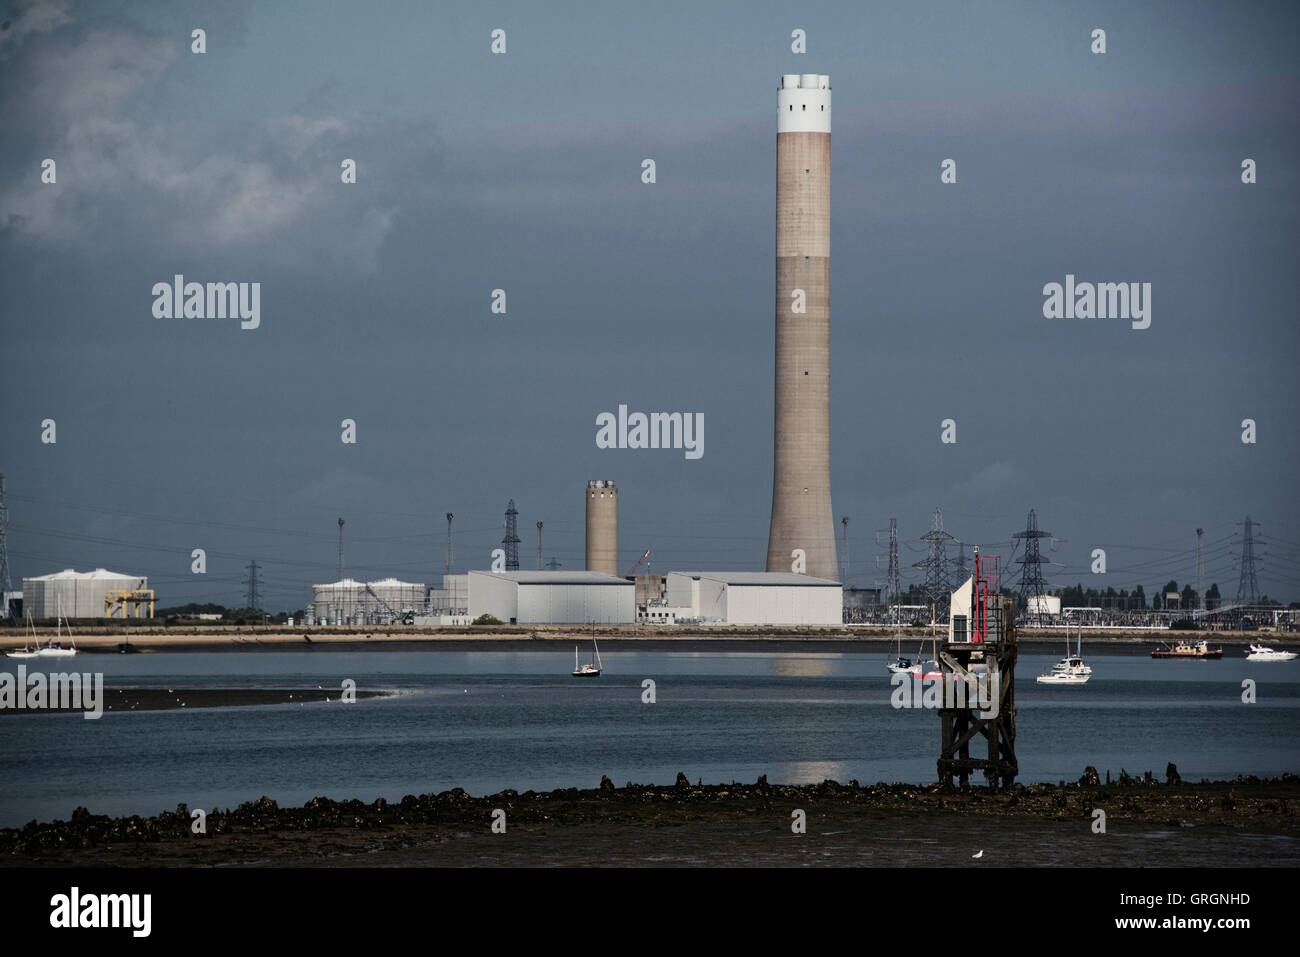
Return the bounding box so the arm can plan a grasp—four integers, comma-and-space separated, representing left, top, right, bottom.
937, 550, 1018, 790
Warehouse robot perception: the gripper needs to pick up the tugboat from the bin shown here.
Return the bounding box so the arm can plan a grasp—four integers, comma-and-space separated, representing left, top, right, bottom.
1151, 637, 1222, 659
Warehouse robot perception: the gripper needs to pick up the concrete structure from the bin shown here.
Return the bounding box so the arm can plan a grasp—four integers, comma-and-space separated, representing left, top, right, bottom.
766, 74, 838, 583
310, 577, 425, 625
2, 590, 20, 619
467, 570, 634, 624
23, 568, 146, 618
426, 573, 468, 617
635, 574, 667, 605
665, 571, 842, 626
585, 480, 618, 576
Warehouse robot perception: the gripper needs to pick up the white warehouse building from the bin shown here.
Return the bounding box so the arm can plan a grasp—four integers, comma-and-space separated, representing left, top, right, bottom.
467, 571, 635, 625
23, 568, 147, 618
665, 571, 843, 626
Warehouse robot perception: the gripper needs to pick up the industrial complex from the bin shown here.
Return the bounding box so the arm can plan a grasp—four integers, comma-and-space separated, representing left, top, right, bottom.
1, 76, 1288, 637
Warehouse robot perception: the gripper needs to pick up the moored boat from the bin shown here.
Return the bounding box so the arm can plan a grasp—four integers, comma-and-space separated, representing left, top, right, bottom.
1037, 620, 1091, 684
1245, 643, 1297, 662
1151, 638, 1222, 660
572, 638, 602, 677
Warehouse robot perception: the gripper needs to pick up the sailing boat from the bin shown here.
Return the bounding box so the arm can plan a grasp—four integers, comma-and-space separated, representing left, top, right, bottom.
7, 605, 76, 658
5, 614, 40, 658
36, 599, 77, 657
572, 638, 602, 677
1037, 619, 1089, 684
885, 600, 913, 674
889, 606, 942, 678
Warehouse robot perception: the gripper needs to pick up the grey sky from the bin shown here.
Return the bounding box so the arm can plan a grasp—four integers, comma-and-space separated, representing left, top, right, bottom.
2, 0, 1297, 610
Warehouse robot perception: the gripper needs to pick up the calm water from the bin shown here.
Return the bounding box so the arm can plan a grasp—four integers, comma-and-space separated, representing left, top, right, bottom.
1, 649, 1297, 827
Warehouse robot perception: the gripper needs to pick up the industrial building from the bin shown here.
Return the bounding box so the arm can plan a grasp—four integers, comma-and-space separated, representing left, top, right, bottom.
842, 587, 883, 623
664, 571, 842, 626
22, 568, 150, 619
309, 577, 426, 625
467, 570, 634, 625
425, 573, 468, 616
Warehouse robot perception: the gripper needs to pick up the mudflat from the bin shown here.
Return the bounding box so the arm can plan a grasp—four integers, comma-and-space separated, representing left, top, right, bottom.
3, 774, 1296, 868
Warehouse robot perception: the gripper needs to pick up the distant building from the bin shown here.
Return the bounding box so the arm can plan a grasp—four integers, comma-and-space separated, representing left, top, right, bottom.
1026, 595, 1061, 617
23, 568, 147, 618
310, 578, 425, 625
664, 571, 842, 626
467, 570, 634, 625
842, 587, 882, 624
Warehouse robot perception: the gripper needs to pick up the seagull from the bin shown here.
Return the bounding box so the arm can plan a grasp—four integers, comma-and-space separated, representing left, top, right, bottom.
972, 850, 984, 859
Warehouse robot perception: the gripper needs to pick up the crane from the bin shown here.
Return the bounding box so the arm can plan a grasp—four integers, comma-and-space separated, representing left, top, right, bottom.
364, 583, 413, 625
627, 548, 652, 577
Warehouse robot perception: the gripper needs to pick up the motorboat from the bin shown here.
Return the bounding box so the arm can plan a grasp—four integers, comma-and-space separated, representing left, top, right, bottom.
1245, 643, 1297, 662
1037, 620, 1090, 684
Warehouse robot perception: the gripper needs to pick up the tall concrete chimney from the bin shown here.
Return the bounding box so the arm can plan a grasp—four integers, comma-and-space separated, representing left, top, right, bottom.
766, 73, 838, 581
585, 480, 618, 576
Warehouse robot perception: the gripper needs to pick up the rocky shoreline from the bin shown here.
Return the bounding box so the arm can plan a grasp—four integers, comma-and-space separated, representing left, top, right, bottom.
4, 768, 1296, 867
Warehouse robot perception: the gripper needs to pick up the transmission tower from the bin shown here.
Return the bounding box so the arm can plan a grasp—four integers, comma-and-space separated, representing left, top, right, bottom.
1013, 508, 1051, 614
502, 500, 521, 571
1236, 516, 1259, 604
243, 560, 263, 611
0, 473, 11, 620
886, 518, 900, 609
913, 508, 956, 617
954, 540, 968, 584
445, 513, 454, 576
546, 556, 562, 570
536, 521, 544, 571
336, 517, 345, 581
1195, 528, 1204, 612
840, 516, 849, 584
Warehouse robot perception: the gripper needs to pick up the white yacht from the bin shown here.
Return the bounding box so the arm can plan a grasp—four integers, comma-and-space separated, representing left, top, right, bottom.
1245, 644, 1297, 662
1038, 621, 1090, 685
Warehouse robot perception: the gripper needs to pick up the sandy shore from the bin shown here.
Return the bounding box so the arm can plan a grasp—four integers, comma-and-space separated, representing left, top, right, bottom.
3, 772, 1295, 867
